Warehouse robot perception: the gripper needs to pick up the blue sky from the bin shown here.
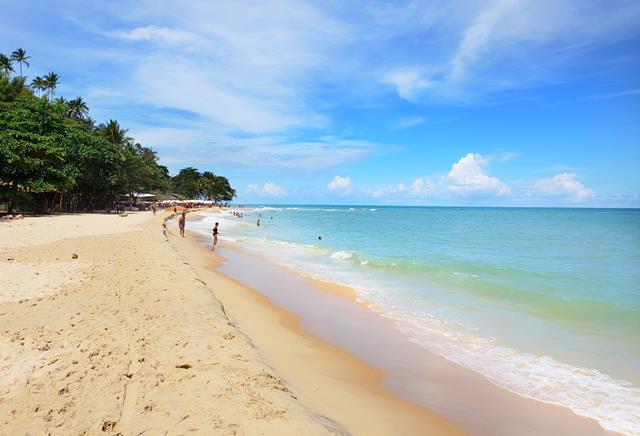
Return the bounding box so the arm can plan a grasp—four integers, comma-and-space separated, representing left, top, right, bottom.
2, 0, 639, 206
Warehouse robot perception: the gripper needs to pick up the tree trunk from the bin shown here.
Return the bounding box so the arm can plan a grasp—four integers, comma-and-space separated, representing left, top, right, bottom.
7, 183, 18, 214
58, 189, 64, 213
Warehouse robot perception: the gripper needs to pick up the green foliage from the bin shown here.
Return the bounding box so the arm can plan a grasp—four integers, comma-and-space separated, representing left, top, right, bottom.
0, 76, 32, 102
0, 47, 235, 213
31, 76, 45, 97
62, 117, 122, 208
172, 167, 201, 198
0, 99, 68, 211
0, 54, 13, 76
118, 143, 171, 200
198, 171, 236, 202
172, 167, 236, 202
42, 72, 59, 101
98, 119, 131, 148
66, 97, 89, 120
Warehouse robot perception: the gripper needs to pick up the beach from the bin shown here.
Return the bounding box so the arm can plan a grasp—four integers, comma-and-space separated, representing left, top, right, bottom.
3, 1, 637, 434
0, 208, 632, 435
0, 212, 342, 434
0, 211, 458, 435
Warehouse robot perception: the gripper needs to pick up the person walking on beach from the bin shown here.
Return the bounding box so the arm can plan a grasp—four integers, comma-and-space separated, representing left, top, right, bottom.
178, 212, 186, 237
212, 222, 219, 249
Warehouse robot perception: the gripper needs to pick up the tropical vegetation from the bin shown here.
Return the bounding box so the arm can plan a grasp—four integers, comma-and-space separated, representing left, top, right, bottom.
172, 167, 236, 203
0, 48, 235, 214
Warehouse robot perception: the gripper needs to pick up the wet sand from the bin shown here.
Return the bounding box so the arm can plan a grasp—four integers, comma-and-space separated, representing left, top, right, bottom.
168, 222, 463, 435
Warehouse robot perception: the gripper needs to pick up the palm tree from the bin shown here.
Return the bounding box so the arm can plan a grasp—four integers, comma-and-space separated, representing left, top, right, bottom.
43, 72, 59, 100
83, 116, 97, 130
98, 119, 132, 148
31, 76, 45, 97
0, 54, 14, 77
67, 97, 89, 120
10, 48, 31, 77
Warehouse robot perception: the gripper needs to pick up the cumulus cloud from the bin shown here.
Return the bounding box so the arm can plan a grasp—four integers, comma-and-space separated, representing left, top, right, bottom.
327, 175, 351, 191
534, 173, 594, 201
369, 153, 509, 200
246, 182, 287, 197
442, 153, 511, 196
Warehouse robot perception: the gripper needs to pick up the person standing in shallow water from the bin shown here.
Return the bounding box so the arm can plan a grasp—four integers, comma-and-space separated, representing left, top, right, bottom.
212, 222, 219, 250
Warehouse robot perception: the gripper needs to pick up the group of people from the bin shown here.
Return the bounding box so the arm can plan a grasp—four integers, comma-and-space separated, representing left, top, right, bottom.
232, 208, 261, 226
177, 211, 219, 250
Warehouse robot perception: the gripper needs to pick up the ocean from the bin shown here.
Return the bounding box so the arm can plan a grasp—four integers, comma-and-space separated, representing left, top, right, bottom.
187, 206, 640, 435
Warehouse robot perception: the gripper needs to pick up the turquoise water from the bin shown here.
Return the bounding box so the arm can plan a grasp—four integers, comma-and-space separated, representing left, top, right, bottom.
190, 206, 640, 434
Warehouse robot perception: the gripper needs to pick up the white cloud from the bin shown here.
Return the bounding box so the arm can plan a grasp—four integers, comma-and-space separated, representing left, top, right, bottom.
447, 0, 518, 82
393, 116, 426, 129
146, 133, 377, 169
366, 158, 599, 204
101, 0, 352, 134
369, 153, 509, 200
327, 175, 351, 191
247, 182, 287, 197
107, 25, 203, 45
534, 173, 594, 201
408, 177, 436, 196
494, 151, 519, 162
369, 177, 435, 199
580, 88, 640, 102
368, 184, 403, 198
379, 1, 640, 102
133, 56, 322, 133
383, 69, 435, 101
263, 182, 287, 196
442, 153, 511, 196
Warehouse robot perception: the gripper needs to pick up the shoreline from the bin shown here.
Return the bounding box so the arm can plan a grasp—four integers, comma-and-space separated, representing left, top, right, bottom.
174, 210, 615, 435
167, 216, 463, 435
